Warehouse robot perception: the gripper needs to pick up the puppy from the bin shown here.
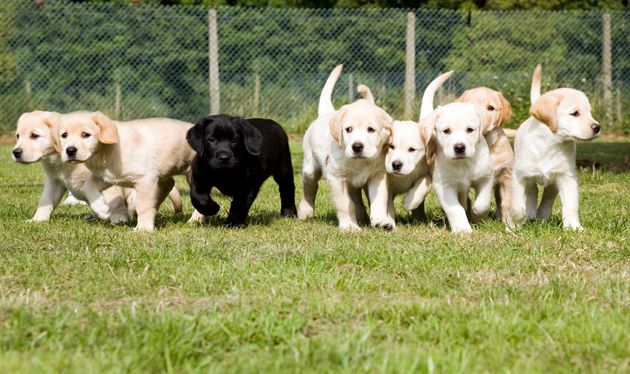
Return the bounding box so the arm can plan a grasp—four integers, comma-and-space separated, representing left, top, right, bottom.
298, 65, 394, 232
356, 71, 452, 221
186, 114, 297, 227
12, 111, 128, 222
57, 111, 197, 231
511, 65, 600, 230
422, 103, 494, 234
456, 87, 514, 226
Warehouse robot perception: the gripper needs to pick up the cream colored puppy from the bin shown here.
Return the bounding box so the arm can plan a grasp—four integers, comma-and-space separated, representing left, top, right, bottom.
512, 65, 600, 231
12, 111, 127, 222
356, 71, 452, 221
299, 65, 394, 232
456, 87, 514, 226
423, 103, 494, 234
57, 111, 197, 231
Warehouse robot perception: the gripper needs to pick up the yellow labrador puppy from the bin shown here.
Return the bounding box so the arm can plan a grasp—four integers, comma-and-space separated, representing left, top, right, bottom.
299, 65, 394, 232
12, 111, 128, 222
57, 111, 196, 231
356, 71, 452, 221
512, 65, 600, 230
456, 87, 514, 226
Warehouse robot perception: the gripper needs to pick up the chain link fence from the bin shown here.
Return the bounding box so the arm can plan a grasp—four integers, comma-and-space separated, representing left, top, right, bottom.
1, 0, 628, 134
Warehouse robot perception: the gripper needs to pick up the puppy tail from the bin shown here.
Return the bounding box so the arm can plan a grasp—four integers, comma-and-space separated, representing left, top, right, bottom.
168, 186, 183, 213
356, 84, 375, 104
419, 70, 453, 121
531, 64, 542, 104
318, 64, 343, 117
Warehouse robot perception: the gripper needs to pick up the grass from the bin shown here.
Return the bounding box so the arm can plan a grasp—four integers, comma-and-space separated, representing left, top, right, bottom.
0, 140, 628, 373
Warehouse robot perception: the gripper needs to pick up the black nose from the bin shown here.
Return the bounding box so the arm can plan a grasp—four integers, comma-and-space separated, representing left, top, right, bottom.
217, 153, 230, 161
12, 148, 22, 158
352, 142, 364, 153
392, 160, 403, 171
454, 143, 466, 155
591, 123, 600, 134
66, 146, 77, 157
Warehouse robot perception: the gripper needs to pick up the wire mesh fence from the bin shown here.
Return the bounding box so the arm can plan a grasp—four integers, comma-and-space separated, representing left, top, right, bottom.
1, 0, 628, 134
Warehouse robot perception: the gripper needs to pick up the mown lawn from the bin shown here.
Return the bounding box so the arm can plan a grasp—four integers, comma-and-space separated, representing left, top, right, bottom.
0, 141, 628, 373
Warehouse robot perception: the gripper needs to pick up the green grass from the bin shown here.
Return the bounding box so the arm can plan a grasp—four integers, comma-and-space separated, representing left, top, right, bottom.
0, 140, 628, 373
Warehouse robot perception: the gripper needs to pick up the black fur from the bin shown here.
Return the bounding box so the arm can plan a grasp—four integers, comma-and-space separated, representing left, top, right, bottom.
186, 114, 297, 227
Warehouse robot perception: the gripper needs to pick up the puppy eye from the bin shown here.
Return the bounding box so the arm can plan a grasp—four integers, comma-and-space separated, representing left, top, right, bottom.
367, 127, 375, 133
487, 105, 495, 111
466, 128, 474, 133
570, 111, 580, 117
389, 145, 395, 150
443, 128, 451, 134
16, 134, 20, 139
345, 127, 353, 133
82, 132, 91, 138
61, 132, 68, 139
208, 137, 217, 143
408, 147, 416, 152
232, 138, 239, 144
30, 133, 39, 139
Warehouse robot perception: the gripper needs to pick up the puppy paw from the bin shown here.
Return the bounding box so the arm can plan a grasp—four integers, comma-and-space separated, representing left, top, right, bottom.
371, 216, 396, 231
298, 201, 314, 220
188, 210, 209, 224
281, 206, 297, 218
402, 194, 421, 211
564, 223, 584, 232
225, 219, 245, 228
339, 221, 361, 232
134, 224, 154, 232
109, 213, 128, 224
27, 217, 48, 223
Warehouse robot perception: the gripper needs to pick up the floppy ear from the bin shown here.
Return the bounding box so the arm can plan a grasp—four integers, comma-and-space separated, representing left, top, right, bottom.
329, 107, 347, 148
92, 112, 119, 144
238, 117, 263, 156
497, 92, 512, 127
455, 90, 472, 103
186, 118, 207, 154
419, 108, 440, 161
377, 109, 393, 145
475, 106, 493, 140
42, 111, 61, 152
530, 94, 562, 133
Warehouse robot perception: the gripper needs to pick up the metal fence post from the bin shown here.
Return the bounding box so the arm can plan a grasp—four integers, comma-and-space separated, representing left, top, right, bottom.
602, 13, 612, 129
208, 9, 220, 115
404, 11, 416, 120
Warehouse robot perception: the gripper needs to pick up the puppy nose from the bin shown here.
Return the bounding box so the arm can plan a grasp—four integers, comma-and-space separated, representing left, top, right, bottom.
591, 123, 600, 134
12, 148, 22, 158
217, 153, 230, 161
66, 146, 77, 157
352, 142, 364, 153
453, 143, 466, 155
392, 160, 403, 171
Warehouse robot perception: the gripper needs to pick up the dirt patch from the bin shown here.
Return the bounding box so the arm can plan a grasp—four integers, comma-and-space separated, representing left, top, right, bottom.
0, 135, 15, 145
577, 156, 630, 172
608, 156, 630, 172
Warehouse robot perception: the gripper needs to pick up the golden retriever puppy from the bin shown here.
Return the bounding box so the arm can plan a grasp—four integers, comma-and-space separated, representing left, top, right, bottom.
422, 103, 494, 234
12, 111, 128, 222
456, 87, 514, 226
57, 111, 196, 231
512, 65, 600, 231
356, 71, 452, 221
298, 65, 394, 232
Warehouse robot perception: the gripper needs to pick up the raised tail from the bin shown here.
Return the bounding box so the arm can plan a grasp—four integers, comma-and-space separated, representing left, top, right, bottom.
356, 84, 375, 104
318, 64, 343, 116
531, 64, 542, 104
419, 70, 453, 121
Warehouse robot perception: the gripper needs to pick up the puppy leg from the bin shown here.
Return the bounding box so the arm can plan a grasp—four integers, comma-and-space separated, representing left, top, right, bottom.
367, 172, 395, 230
167, 186, 183, 213
511, 176, 526, 226
556, 175, 583, 231
134, 179, 160, 232
226, 186, 261, 227
31, 178, 67, 222
328, 177, 360, 232
436, 185, 471, 234
499, 177, 513, 227
471, 177, 493, 224
403, 175, 431, 211
83, 175, 112, 220
387, 193, 397, 222
102, 186, 128, 224
298, 151, 321, 219
537, 184, 558, 220
273, 152, 297, 217
525, 183, 539, 221
348, 187, 368, 224
190, 165, 220, 217
410, 201, 427, 222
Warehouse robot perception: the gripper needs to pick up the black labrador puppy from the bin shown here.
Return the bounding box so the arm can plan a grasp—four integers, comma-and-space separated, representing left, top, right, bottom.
186, 114, 297, 227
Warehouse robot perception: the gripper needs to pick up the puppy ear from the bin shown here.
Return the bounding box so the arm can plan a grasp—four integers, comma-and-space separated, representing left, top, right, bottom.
455, 89, 472, 103
329, 107, 347, 147
42, 111, 61, 152
497, 92, 512, 127
476, 106, 493, 139
419, 108, 440, 161
186, 118, 207, 154
92, 112, 119, 144
377, 109, 393, 145
238, 118, 263, 156
530, 94, 563, 133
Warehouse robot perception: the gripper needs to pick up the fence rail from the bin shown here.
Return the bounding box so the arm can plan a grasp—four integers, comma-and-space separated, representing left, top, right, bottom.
0, 1, 628, 134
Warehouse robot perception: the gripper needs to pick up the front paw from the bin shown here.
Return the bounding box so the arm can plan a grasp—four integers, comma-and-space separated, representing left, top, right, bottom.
109, 213, 128, 224
27, 217, 48, 223
339, 221, 361, 232
371, 215, 396, 231
563, 222, 584, 232
298, 200, 314, 219
451, 225, 473, 235
225, 219, 245, 228
281, 206, 297, 218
